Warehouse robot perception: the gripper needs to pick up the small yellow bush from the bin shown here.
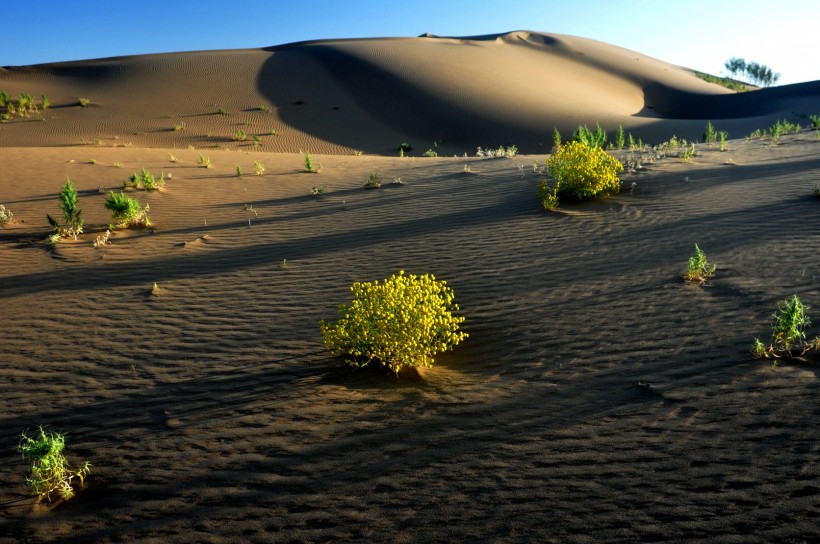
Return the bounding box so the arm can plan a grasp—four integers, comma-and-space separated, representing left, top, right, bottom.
320, 271, 468, 374
545, 141, 623, 202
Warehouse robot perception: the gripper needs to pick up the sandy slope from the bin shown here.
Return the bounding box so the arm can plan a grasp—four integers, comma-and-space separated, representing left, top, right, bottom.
1, 32, 819, 543
2, 32, 819, 155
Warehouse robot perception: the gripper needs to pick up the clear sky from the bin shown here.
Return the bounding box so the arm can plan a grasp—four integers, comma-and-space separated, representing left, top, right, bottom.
3, 0, 817, 85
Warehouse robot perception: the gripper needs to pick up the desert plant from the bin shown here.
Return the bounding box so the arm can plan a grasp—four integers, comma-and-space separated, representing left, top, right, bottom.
236, 165, 242, 177
683, 244, 716, 283
718, 131, 728, 151
198, 154, 212, 168
304, 152, 315, 172
752, 295, 819, 362
168, 153, 178, 163
703, 121, 717, 144
18, 427, 91, 502
93, 229, 111, 247
364, 171, 381, 189
47, 178, 83, 241
0, 90, 8, 107
252, 135, 261, 147
545, 141, 623, 201
809, 115, 820, 129
310, 186, 325, 196
216, 107, 226, 115
320, 270, 468, 374
173, 123, 184, 132
40, 95, 50, 110
552, 127, 562, 151
537, 179, 560, 210
253, 160, 265, 175
78, 97, 90, 107
573, 122, 607, 148
398, 143, 412, 153
679, 142, 696, 162
234, 129, 247, 141
0, 204, 13, 225
104, 191, 150, 227
614, 125, 625, 149
423, 148, 438, 157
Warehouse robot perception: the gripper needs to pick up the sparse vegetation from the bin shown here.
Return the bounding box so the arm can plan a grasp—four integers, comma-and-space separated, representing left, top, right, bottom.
47, 178, 83, 242
614, 125, 625, 150
253, 160, 265, 175
320, 270, 468, 374
40, 95, 50, 110
236, 165, 242, 177
364, 171, 381, 189
423, 149, 438, 158
173, 123, 184, 132
718, 131, 728, 151
198, 154, 212, 168
104, 191, 150, 227
752, 295, 819, 363
93, 230, 111, 248
694, 71, 749, 92
127, 168, 165, 191
18, 427, 91, 502
475, 145, 517, 159
310, 186, 325, 196
0, 204, 13, 225
809, 115, 820, 130
78, 97, 90, 107
234, 129, 247, 141
552, 127, 562, 151
683, 244, 716, 284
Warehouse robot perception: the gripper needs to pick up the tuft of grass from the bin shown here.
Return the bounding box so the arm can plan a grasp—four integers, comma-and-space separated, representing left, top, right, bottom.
253, 160, 265, 175
718, 131, 728, 151
703, 121, 717, 144
198, 154, 212, 168
234, 129, 247, 141
40, 95, 50, 110
173, 123, 184, 132
78, 97, 90, 107
236, 165, 242, 177
683, 244, 716, 284
18, 427, 91, 502
0, 204, 13, 225
310, 186, 325, 196
552, 127, 562, 151
752, 295, 819, 364
364, 171, 381, 189
216, 107, 226, 116
168, 153, 178, 163
423, 149, 438, 157
105, 191, 150, 227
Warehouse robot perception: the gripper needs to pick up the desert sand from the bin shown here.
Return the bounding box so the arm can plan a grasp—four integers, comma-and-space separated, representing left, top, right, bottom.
1, 32, 819, 542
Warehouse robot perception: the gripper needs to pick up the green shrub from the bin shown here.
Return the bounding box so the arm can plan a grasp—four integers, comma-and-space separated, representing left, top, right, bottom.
0, 90, 8, 107
78, 97, 90, 107
254, 160, 265, 175
545, 141, 622, 201
198, 153, 212, 168
552, 127, 562, 151
573, 122, 607, 148
752, 294, 819, 363
614, 125, 625, 149
683, 244, 716, 283
18, 427, 91, 502
423, 148, 438, 157
40, 95, 50, 110
234, 129, 247, 141
703, 121, 717, 144
0, 204, 13, 225
718, 131, 728, 151
364, 171, 381, 189
810, 115, 820, 129
320, 270, 468, 374
47, 178, 83, 241
537, 179, 559, 210
104, 191, 150, 227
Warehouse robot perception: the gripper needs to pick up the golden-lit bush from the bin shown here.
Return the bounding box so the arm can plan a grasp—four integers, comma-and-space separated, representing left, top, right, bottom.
544, 141, 623, 202
320, 271, 467, 374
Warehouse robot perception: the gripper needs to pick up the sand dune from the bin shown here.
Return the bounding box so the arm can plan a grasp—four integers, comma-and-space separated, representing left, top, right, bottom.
1, 32, 819, 542
2, 31, 819, 154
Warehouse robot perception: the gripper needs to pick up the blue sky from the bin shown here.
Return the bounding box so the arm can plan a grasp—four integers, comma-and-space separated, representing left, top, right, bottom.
3, 0, 817, 85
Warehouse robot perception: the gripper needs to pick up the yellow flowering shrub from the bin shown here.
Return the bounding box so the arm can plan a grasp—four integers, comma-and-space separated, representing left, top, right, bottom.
320, 271, 468, 374
544, 141, 623, 203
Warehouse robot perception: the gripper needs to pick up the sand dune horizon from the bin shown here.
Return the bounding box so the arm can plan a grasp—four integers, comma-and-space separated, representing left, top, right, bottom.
2, 31, 818, 155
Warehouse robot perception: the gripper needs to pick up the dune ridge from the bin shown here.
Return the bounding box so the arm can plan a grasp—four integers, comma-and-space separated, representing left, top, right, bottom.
2, 31, 818, 154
